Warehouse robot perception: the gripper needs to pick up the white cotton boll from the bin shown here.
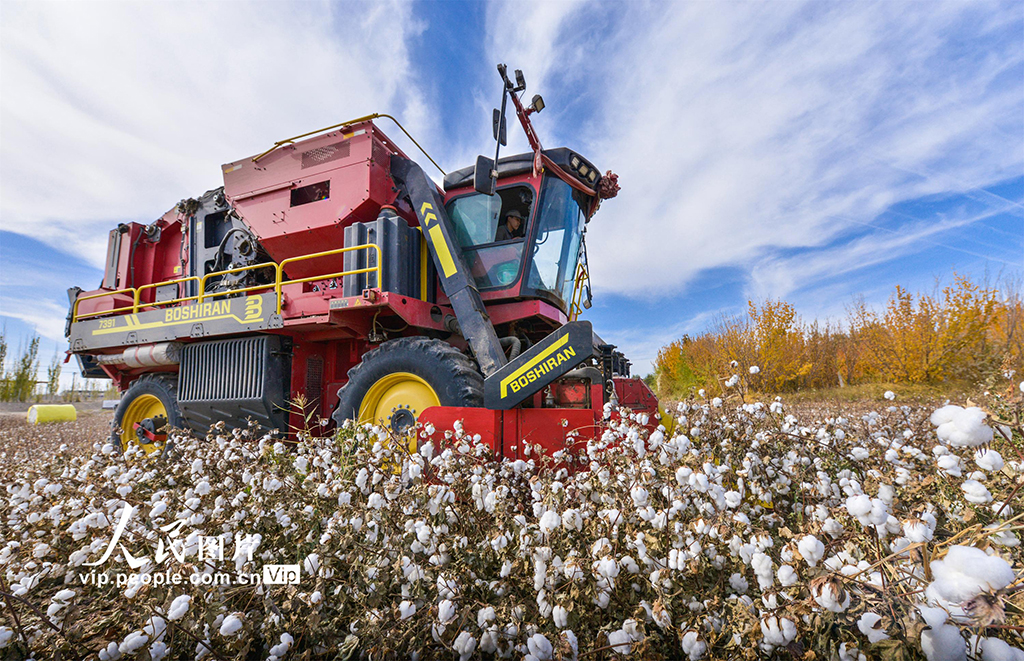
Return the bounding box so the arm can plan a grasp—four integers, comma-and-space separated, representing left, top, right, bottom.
399, 600, 417, 620
167, 594, 191, 621
269, 632, 293, 658
219, 614, 243, 636
149, 641, 168, 661
777, 565, 798, 587
760, 616, 797, 648
977, 637, 1024, 661
553, 605, 568, 628
149, 501, 167, 518
884, 391, 896, 400
752, 552, 774, 590
975, 449, 1004, 472
539, 510, 561, 534
711, 397, 723, 408
729, 573, 748, 594
927, 545, 1015, 603
607, 629, 632, 654
937, 454, 963, 477
527, 633, 553, 660
857, 612, 889, 643
476, 606, 495, 628
725, 374, 739, 388
453, 631, 477, 661
118, 631, 149, 654
309, 590, 322, 605
931, 405, 994, 447
904, 516, 936, 543
812, 580, 850, 612
681, 631, 707, 660
961, 480, 994, 504
798, 535, 825, 568
99, 642, 121, 660
561, 508, 583, 531
749, 366, 760, 375
918, 606, 966, 661
438, 599, 457, 624
724, 491, 742, 508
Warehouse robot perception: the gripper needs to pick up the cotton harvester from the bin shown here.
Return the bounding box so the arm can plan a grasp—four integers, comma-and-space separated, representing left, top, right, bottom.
64, 64, 666, 455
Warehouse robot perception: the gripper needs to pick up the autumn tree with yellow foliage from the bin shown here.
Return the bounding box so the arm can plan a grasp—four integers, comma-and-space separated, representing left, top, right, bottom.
654, 274, 1023, 396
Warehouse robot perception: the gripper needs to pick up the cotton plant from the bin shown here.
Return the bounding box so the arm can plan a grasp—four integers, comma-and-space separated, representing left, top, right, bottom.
0, 393, 1021, 659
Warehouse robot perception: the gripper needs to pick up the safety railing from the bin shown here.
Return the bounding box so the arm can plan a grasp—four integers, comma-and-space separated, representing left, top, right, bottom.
275, 245, 381, 314
71, 244, 382, 323
568, 261, 589, 322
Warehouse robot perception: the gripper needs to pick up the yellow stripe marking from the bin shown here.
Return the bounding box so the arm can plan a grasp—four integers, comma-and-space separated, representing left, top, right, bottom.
424, 212, 437, 225
500, 334, 569, 398
91, 313, 255, 336
428, 225, 457, 278
420, 202, 433, 215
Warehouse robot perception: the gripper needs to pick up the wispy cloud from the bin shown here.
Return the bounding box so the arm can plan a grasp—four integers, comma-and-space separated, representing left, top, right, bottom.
0, 0, 430, 269
552, 1, 1024, 296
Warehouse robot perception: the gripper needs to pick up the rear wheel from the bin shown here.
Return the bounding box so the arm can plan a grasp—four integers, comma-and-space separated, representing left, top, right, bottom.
332, 337, 483, 436
112, 374, 183, 455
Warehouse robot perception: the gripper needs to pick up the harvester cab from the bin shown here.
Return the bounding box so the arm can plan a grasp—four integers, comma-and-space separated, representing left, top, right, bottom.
65, 64, 663, 457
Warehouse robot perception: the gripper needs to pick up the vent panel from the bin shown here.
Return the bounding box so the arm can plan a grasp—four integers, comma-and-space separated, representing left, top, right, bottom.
301, 140, 351, 169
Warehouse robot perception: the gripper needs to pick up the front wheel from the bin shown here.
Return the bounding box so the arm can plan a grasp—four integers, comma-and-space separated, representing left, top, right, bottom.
332, 337, 483, 435
112, 374, 183, 455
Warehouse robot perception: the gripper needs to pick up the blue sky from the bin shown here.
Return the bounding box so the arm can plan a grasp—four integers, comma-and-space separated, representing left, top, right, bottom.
1, 0, 1022, 381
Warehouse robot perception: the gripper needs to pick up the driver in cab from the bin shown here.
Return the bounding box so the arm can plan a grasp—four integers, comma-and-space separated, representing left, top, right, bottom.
495, 209, 525, 241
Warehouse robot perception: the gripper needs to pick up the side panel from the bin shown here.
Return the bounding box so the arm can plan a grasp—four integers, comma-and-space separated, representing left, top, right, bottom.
483, 321, 592, 409
68, 292, 280, 352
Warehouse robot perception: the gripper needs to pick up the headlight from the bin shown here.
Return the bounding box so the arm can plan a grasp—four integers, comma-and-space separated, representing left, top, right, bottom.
587, 170, 598, 183
570, 155, 581, 169
579, 164, 589, 177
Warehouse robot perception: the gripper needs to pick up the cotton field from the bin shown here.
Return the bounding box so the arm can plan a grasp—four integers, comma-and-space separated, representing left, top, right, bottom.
1, 388, 1022, 660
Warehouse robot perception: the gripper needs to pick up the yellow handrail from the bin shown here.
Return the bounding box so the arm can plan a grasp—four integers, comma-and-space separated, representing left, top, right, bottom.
73, 287, 136, 321
135, 276, 201, 310
568, 261, 589, 322
71, 244, 383, 323
276, 244, 382, 314
250, 113, 446, 176
199, 263, 276, 303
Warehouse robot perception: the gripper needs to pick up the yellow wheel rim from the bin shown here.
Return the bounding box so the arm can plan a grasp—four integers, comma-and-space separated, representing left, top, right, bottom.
120, 393, 167, 455
357, 372, 439, 451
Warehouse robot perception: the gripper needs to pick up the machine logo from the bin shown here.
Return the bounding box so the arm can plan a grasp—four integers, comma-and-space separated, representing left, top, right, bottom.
484, 320, 593, 409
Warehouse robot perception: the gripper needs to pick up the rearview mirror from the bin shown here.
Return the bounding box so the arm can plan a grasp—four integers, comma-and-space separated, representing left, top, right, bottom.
473, 155, 496, 196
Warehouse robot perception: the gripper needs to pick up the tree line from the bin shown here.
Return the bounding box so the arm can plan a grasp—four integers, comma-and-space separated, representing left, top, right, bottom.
654, 274, 1024, 396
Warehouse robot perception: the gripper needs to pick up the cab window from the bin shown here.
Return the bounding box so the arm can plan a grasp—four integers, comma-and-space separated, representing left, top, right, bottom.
445, 186, 534, 290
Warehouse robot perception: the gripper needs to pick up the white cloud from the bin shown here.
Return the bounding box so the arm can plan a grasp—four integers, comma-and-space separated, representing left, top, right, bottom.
0, 0, 431, 268
748, 205, 1019, 300
564, 1, 1024, 296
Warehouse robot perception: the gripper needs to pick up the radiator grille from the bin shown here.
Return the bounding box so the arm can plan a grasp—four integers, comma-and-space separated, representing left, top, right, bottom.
301, 140, 350, 169
179, 336, 266, 402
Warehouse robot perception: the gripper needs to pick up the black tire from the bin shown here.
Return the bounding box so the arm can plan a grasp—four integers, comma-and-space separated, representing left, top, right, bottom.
332, 337, 483, 430
112, 373, 184, 455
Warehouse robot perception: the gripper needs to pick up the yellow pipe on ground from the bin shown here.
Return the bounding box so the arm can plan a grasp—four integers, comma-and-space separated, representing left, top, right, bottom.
27, 405, 77, 425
